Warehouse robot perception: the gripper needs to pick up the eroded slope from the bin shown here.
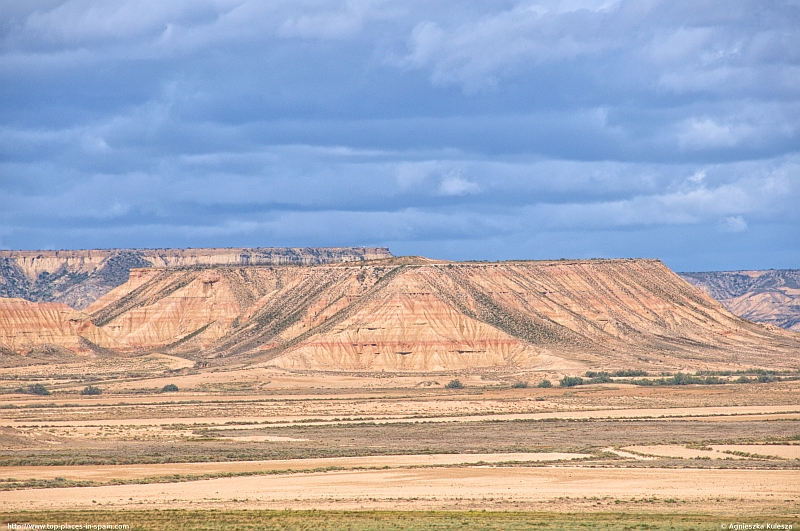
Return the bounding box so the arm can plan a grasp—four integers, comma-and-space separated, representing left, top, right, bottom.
0, 247, 392, 310
681, 269, 800, 331
2, 258, 798, 371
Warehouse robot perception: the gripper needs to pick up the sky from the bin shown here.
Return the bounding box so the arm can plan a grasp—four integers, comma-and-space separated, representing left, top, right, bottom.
1, 0, 799, 271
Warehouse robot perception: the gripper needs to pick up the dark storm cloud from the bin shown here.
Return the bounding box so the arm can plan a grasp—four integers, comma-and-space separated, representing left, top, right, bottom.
1, 0, 799, 269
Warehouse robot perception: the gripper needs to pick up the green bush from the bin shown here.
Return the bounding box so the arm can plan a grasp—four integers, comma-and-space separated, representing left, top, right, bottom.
560, 376, 583, 387
736, 375, 751, 383
587, 372, 612, 384
161, 384, 179, 392
511, 381, 528, 388
17, 383, 51, 396
536, 379, 552, 388
757, 373, 775, 383
668, 373, 699, 385
612, 369, 648, 377
444, 379, 464, 389
81, 385, 102, 395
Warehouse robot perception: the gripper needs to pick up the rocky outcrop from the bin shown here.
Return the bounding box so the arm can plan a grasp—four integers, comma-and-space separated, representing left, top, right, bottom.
0, 247, 392, 310
3, 257, 797, 372
680, 270, 800, 332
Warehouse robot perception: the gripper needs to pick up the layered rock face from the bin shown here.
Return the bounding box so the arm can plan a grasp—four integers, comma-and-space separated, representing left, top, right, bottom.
681, 270, 800, 332
2, 257, 798, 371
0, 247, 392, 310
0, 298, 118, 355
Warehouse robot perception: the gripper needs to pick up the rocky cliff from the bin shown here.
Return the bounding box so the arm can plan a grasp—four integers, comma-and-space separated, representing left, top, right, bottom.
680, 270, 800, 332
0, 247, 392, 310
3, 257, 798, 372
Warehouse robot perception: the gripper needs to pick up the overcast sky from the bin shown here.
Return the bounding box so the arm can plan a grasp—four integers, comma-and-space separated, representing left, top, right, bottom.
1, 0, 799, 271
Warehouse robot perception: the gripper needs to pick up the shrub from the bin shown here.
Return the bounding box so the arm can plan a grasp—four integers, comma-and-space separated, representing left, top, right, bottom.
536, 380, 552, 388
587, 372, 612, 384
668, 373, 698, 385
17, 384, 51, 396
612, 369, 648, 377
161, 384, 179, 392
757, 373, 775, 383
81, 385, 102, 395
444, 379, 463, 389
560, 376, 583, 388
511, 381, 528, 389
736, 375, 751, 383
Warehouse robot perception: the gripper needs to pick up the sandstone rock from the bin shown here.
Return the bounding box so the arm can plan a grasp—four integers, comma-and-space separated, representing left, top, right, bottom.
0, 298, 118, 354
2, 258, 798, 371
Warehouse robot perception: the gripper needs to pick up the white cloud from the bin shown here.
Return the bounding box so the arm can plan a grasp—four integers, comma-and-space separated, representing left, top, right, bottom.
438, 173, 480, 196
277, 0, 382, 40
678, 118, 753, 150
717, 215, 748, 233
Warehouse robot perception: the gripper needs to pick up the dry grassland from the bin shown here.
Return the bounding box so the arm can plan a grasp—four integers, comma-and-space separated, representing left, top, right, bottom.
4, 509, 792, 531
1, 363, 799, 523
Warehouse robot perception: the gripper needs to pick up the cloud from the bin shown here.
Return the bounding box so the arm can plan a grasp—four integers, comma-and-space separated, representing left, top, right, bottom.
1, 0, 799, 270
438, 172, 480, 196
717, 216, 748, 233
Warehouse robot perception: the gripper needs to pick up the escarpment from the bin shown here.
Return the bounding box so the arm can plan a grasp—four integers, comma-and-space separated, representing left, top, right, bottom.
2, 257, 798, 371
0, 247, 392, 310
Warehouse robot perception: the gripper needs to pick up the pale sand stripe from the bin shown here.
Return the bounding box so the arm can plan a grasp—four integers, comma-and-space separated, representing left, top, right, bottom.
0, 453, 589, 482
0, 467, 796, 511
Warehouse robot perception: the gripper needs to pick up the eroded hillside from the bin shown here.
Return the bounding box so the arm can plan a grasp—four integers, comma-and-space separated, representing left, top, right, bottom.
0, 247, 392, 309
680, 270, 800, 332
2, 258, 798, 372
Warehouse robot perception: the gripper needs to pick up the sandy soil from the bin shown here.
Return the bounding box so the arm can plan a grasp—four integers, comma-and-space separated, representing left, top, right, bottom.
0, 453, 590, 482
712, 444, 800, 459
622, 445, 746, 460
1, 467, 796, 513
601, 447, 654, 460
623, 444, 800, 460
218, 435, 309, 442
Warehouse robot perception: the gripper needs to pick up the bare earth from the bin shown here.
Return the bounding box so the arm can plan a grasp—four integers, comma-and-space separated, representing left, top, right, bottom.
1, 368, 799, 517
1, 468, 797, 514
624, 444, 800, 460
0, 453, 589, 481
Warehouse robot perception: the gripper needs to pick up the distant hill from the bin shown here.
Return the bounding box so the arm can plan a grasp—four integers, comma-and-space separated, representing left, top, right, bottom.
2, 258, 798, 372
0, 247, 392, 310
680, 270, 800, 332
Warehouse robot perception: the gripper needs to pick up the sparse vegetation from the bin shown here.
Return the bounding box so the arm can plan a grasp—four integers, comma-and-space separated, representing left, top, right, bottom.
536, 379, 552, 388
559, 376, 583, 388
584, 372, 612, 384
444, 379, 464, 389
0, 510, 755, 531
612, 369, 648, 377
81, 385, 102, 395
161, 384, 179, 392
511, 381, 528, 388
16, 383, 51, 396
